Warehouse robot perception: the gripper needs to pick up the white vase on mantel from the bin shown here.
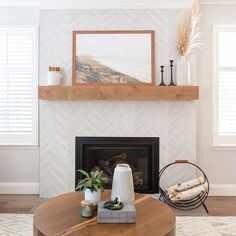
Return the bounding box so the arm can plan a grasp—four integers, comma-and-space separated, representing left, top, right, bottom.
176, 56, 191, 85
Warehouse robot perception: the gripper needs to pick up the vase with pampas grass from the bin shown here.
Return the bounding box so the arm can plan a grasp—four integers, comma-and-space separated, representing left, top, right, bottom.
177, 1, 201, 85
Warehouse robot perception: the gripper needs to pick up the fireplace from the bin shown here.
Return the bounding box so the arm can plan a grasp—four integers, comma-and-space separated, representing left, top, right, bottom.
75, 137, 159, 193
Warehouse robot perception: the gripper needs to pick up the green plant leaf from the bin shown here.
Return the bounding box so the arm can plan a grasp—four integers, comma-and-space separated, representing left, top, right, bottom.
90, 171, 95, 178
96, 170, 103, 179
76, 184, 84, 191
93, 184, 99, 191
78, 179, 87, 185
76, 169, 108, 192
93, 170, 100, 178
84, 180, 92, 188
76, 186, 83, 191
76, 181, 86, 189
95, 179, 101, 184
78, 169, 89, 178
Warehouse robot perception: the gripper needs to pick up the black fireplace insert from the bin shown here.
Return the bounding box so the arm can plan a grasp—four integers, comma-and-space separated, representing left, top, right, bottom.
75, 137, 159, 193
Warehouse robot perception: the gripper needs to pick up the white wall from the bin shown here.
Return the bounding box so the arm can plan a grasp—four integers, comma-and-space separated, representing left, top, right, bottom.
197, 5, 236, 196
0, 148, 39, 180
2, 3, 236, 196
0, 7, 40, 193
0, 7, 38, 25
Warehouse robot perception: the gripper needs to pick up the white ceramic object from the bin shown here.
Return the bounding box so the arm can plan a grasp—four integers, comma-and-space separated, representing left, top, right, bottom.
47, 71, 62, 85
84, 189, 101, 206
111, 164, 134, 202
176, 56, 190, 85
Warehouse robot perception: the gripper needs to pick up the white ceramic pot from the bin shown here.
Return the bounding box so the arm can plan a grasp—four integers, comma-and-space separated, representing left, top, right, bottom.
176, 56, 190, 85
84, 189, 101, 206
111, 164, 134, 202
47, 71, 62, 85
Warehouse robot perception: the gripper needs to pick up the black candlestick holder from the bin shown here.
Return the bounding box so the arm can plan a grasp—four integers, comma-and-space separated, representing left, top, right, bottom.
168, 60, 176, 86
159, 65, 166, 86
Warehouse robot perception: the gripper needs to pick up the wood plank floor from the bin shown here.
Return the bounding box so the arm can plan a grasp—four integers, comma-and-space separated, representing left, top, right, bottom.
0, 194, 236, 216
0, 195, 43, 214
206, 196, 236, 216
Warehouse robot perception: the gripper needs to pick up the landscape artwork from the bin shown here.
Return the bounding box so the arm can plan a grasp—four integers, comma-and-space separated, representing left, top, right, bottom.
72, 31, 155, 85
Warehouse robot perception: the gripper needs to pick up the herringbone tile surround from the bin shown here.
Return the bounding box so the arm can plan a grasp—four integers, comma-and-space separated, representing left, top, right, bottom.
39, 9, 197, 198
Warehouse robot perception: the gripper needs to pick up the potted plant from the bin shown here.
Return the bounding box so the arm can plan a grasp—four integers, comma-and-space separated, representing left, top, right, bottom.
76, 169, 108, 206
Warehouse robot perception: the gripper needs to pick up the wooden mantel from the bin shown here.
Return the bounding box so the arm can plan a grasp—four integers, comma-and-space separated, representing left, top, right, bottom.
38, 85, 199, 100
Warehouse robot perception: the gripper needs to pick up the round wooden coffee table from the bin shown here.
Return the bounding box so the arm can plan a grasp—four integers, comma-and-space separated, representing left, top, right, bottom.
34, 190, 175, 236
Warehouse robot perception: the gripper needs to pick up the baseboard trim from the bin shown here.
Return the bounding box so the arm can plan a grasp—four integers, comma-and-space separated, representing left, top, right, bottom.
209, 184, 236, 196
0, 182, 39, 194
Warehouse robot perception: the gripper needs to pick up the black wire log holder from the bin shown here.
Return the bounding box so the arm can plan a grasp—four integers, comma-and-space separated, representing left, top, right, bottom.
159, 160, 209, 213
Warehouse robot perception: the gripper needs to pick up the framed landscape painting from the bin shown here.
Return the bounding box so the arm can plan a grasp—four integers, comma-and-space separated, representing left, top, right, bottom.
72, 30, 155, 86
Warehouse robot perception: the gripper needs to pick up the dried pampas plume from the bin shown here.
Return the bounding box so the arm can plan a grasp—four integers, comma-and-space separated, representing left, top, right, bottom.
177, 1, 201, 57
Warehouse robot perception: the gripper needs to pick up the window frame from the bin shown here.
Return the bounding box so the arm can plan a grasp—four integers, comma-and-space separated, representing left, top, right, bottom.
0, 25, 38, 147
213, 25, 236, 148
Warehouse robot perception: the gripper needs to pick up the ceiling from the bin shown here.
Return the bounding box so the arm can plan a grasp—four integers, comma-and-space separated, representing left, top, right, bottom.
0, 0, 234, 9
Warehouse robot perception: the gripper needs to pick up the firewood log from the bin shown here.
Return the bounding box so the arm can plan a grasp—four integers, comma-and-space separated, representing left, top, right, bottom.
101, 166, 113, 176
91, 166, 101, 172
93, 152, 145, 189
170, 182, 208, 202
111, 160, 127, 169
133, 171, 144, 186
166, 176, 205, 196
111, 152, 127, 162
98, 160, 110, 166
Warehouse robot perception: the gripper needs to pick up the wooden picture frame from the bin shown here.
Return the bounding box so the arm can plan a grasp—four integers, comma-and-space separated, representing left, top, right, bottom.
72, 30, 155, 86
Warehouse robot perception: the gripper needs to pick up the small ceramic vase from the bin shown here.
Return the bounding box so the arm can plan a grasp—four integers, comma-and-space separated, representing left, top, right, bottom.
84, 189, 101, 206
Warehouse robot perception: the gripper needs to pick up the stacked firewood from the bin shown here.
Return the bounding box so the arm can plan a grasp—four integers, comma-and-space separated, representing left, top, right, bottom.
91, 152, 145, 188
165, 176, 208, 202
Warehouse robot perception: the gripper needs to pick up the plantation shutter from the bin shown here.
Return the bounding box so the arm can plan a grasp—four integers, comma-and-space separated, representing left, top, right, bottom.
214, 26, 236, 146
0, 26, 38, 146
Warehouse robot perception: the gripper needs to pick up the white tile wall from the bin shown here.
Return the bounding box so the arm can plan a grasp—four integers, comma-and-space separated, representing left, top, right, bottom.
39, 9, 197, 198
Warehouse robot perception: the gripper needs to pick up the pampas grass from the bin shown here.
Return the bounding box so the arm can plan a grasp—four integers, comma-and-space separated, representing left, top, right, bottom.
177, 1, 201, 57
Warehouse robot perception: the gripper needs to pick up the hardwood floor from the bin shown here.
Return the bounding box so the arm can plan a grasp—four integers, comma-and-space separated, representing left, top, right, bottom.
0, 194, 43, 214
206, 196, 236, 216
0, 194, 235, 216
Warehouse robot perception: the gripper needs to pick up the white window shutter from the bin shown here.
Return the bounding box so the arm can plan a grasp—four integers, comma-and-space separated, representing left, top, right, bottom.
213, 26, 236, 146
0, 26, 38, 146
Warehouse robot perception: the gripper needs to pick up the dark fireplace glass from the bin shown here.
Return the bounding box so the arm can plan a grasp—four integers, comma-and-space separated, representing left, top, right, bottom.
75, 137, 159, 193
85, 146, 149, 191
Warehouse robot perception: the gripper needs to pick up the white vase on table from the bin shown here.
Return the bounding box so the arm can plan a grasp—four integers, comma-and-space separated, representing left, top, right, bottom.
176, 56, 190, 85
111, 164, 134, 202
84, 189, 101, 206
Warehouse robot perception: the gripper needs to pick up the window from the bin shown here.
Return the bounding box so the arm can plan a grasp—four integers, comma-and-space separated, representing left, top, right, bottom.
0, 26, 38, 146
213, 25, 236, 146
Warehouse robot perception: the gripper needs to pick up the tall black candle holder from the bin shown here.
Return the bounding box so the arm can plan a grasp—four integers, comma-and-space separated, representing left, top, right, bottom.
168, 60, 176, 86
159, 65, 166, 86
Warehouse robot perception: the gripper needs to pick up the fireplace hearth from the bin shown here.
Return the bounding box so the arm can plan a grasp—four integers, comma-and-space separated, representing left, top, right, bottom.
75, 137, 159, 193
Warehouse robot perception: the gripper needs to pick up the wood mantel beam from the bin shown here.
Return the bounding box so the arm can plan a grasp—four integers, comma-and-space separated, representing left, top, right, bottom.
38, 85, 199, 100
